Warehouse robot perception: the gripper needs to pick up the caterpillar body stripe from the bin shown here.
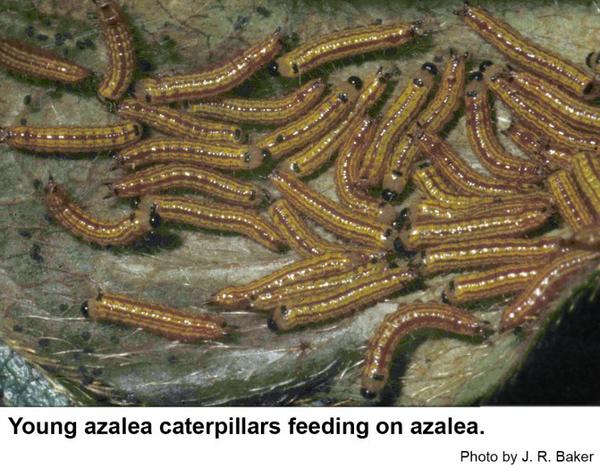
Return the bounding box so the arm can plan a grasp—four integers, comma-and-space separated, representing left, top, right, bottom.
269, 169, 399, 250
95, 0, 136, 102
0, 36, 91, 84
416, 130, 528, 197
416, 237, 561, 276
1, 122, 142, 153
150, 195, 285, 252
442, 263, 545, 305
500, 250, 600, 331
135, 30, 282, 104
109, 163, 268, 207
399, 208, 551, 251
360, 302, 489, 399
506, 68, 600, 134
43, 179, 157, 246
272, 21, 421, 77
82, 292, 227, 342
571, 152, 600, 219
267, 199, 377, 258
486, 69, 600, 152
383, 53, 466, 194
359, 64, 436, 186
114, 137, 263, 171
504, 122, 573, 171
186, 78, 326, 126
547, 169, 594, 230
256, 83, 358, 161
413, 196, 551, 223
211, 252, 366, 309
269, 264, 417, 331
459, 3, 598, 99
280, 72, 390, 178
117, 99, 245, 144
251, 260, 388, 311
334, 117, 397, 223
465, 78, 544, 183
412, 167, 502, 209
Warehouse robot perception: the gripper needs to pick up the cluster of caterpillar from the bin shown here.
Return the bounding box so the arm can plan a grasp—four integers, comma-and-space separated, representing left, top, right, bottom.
2, 1, 600, 404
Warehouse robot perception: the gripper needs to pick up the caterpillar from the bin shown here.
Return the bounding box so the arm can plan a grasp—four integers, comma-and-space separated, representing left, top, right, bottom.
94, 0, 136, 102
500, 250, 600, 331
114, 138, 264, 171
250, 260, 388, 311
269, 21, 422, 77
150, 195, 286, 252
399, 207, 551, 251
117, 99, 246, 144
412, 166, 503, 209
82, 292, 227, 342
256, 82, 358, 161
279, 72, 389, 178
108, 163, 269, 207
464, 73, 544, 183
415, 237, 561, 276
547, 169, 594, 230
43, 178, 158, 246
382, 52, 466, 196
360, 302, 490, 399
505, 68, 600, 134
441, 263, 546, 305
186, 78, 326, 126
485, 67, 600, 153
503, 121, 573, 170
459, 3, 598, 99
412, 196, 551, 223
359, 63, 437, 187
268, 263, 417, 331
571, 152, 600, 218
135, 29, 282, 104
0, 121, 142, 153
269, 169, 399, 251
334, 117, 398, 223
267, 199, 378, 257
211, 252, 366, 309
416, 130, 529, 197
0, 35, 91, 84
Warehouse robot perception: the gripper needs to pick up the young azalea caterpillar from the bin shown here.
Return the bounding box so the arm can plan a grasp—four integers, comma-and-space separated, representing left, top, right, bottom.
135, 30, 282, 104
360, 301, 490, 399
94, 0, 136, 102
82, 292, 228, 342
43, 178, 158, 246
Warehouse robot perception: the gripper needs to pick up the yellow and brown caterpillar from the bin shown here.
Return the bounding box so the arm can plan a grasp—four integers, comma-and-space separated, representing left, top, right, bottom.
360, 302, 489, 399
270, 169, 399, 250
1, 121, 142, 153
135, 30, 282, 104
82, 292, 228, 342
211, 252, 366, 309
500, 250, 600, 331
94, 0, 136, 102
268, 263, 417, 331
114, 137, 264, 171
117, 99, 246, 144
150, 195, 286, 252
43, 178, 158, 246
460, 3, 598, 98
270, 21, 422, 77
186, 78, 326, 126
108, 163, 269, 207
359, 63, 436, 186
